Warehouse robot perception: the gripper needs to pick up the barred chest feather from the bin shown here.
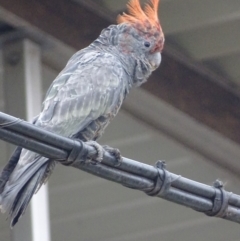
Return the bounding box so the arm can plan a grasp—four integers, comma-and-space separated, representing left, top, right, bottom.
73, 93, 124, 141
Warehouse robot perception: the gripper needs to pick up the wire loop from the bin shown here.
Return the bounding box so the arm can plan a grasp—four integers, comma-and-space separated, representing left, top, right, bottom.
0, 118, 23, 128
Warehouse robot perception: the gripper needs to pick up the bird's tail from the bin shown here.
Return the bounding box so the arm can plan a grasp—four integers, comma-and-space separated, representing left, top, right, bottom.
0, 148, 54, 227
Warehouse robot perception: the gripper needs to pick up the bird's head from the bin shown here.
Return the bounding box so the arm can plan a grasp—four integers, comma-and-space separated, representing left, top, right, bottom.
117, 0, 164, 72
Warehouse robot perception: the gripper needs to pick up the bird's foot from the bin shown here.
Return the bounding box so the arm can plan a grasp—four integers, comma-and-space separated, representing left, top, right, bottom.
86, 141, 103, 163
103, 145, 122, 166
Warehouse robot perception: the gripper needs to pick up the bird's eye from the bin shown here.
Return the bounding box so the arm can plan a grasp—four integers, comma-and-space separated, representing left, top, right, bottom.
144, 41, 151, 48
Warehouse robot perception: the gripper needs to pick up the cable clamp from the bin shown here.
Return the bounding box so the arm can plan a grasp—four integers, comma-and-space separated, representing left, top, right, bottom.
205, 179, 231, 218
146, 161, 178, 197
61, 140, 86, 166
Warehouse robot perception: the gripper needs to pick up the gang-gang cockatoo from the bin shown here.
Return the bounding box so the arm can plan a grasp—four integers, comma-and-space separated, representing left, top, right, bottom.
0, 0, 164, 227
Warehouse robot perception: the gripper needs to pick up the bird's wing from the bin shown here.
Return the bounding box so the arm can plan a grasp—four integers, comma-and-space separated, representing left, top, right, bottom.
36, 50, 126, 137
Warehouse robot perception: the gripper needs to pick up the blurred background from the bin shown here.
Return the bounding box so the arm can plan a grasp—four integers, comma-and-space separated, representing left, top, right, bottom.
0, 0, 240, 240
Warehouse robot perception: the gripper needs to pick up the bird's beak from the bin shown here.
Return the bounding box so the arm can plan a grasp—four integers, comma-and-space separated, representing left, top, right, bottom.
149, 52, 161, 71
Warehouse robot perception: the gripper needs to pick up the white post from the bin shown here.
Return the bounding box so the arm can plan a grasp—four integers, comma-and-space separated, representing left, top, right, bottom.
2, 39, 51, 241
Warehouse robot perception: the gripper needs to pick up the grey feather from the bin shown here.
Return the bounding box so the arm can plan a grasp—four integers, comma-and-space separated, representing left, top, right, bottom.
37, 50, 127, 138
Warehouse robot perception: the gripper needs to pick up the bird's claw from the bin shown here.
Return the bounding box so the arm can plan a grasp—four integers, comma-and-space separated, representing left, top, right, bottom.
85, 142, 122, 166
86, 141, 103, 163
103, 145, 122, 166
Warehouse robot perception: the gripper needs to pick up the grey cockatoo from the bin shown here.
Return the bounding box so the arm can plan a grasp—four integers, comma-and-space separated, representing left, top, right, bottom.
0, 0, 164, 227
